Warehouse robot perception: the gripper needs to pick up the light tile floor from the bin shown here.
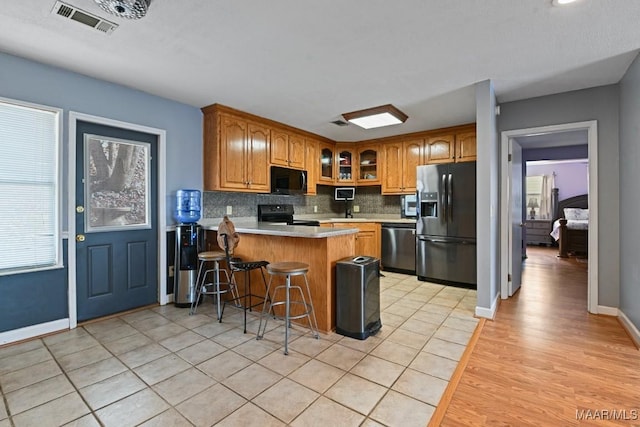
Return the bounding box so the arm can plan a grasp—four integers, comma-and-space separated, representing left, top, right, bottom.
0, 272, 478, 427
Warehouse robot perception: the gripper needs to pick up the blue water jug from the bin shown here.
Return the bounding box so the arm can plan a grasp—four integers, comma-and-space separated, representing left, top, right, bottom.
175, 189, 201, 223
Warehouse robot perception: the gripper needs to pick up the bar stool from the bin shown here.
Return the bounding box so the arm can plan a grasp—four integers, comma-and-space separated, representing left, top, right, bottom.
190, 251, 238, 321
257, 261, 319, 355
218, 233, 271, 333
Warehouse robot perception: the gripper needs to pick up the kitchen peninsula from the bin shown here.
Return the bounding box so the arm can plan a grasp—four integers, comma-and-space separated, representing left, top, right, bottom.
200, 220, 358, 333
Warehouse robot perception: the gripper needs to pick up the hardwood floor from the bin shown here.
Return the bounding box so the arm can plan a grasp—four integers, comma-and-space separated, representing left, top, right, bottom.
438, 246, 640, 426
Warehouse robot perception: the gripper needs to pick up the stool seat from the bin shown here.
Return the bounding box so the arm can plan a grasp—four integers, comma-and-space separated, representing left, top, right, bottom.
198, 251, 226, 261
190, 250, 237, 320
223, 257, 270, 333
258, 260, 318, 355
267, 262, 309, 275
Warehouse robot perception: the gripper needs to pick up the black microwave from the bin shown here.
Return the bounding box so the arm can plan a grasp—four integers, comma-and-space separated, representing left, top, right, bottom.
270, 166, 307, 194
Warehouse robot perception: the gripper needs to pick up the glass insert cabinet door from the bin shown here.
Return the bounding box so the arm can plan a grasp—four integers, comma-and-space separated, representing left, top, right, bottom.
338, 150, 353, 182
321, 147, 333, 180
84, 134, 151, 232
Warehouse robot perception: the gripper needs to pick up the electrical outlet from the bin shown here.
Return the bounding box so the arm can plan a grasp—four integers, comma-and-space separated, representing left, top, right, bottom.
313, 205, 318, 213
353, 205, 360, 213
168, 266, 174, 277
226, 205, 233, 215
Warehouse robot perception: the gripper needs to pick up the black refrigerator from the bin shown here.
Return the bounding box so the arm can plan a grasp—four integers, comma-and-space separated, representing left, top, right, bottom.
416, 162, 476, 287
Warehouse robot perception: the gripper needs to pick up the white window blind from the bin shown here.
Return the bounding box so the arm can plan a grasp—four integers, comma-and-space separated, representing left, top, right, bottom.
0, 99, 61, 274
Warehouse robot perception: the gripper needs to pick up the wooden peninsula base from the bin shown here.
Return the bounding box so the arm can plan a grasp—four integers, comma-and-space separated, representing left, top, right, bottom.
205, 228, 356, 333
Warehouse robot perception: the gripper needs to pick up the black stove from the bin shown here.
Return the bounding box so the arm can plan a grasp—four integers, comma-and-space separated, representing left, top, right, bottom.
257, 204, 320, 226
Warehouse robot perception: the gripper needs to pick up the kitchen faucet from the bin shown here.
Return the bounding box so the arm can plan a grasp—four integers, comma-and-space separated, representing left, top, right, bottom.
344, 201, 353, 218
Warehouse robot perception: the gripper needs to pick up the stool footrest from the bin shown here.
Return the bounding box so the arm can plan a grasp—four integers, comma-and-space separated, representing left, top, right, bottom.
225, 294, 268, 311
267, 300, 314, 321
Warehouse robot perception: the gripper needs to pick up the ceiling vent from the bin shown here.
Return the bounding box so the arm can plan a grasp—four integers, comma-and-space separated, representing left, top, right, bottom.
52, 1, 118, 34
331, 120, 349, 127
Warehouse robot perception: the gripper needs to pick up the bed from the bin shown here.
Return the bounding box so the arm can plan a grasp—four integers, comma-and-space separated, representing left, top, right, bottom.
550, 193, 588, 258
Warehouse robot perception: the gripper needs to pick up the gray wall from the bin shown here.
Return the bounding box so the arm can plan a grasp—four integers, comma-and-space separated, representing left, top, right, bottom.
475, 80, 500, 313
619, 54, 640, 329
0, 52, 202, 332
499, 85, 620, 307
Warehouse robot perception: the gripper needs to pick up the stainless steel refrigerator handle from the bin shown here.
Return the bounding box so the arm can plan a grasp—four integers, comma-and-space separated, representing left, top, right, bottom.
417, 236, 449, 243
448, 173, 453, 220
441, 174, 447, 222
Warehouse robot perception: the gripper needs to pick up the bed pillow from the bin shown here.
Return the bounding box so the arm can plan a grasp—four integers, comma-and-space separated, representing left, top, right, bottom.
564, 208, 589, 220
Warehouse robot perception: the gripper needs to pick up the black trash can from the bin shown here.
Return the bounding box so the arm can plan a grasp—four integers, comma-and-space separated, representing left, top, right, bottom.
335, 256, 382, 340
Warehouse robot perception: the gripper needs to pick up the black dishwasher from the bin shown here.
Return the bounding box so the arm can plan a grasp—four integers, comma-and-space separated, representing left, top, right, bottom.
381, 222, 416, 274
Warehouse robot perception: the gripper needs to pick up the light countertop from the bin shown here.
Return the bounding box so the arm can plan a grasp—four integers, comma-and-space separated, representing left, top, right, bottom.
168, 215, 416, 235
314, 217, 416, 224
197, 219, 358, 239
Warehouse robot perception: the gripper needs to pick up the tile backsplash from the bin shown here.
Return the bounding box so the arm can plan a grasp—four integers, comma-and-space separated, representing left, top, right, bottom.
202, 186, 402, 218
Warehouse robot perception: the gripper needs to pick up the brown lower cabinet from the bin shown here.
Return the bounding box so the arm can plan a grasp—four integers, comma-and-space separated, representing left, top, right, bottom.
325, 222, 381, 260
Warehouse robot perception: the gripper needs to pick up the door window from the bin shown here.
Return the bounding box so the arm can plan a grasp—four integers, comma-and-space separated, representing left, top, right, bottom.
84, 134, 151, 232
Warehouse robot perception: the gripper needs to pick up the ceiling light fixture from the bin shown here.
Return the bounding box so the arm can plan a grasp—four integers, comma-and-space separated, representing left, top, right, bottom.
342, 104, 408, 130
552, 0, 578, 6
94, 0, 150, 19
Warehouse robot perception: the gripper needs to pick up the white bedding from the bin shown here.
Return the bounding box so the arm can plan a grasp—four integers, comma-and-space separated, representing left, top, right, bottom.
550, 219, 589, 241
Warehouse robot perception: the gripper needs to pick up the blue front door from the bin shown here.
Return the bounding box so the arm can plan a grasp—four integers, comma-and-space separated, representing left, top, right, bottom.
75, 120, 158, 322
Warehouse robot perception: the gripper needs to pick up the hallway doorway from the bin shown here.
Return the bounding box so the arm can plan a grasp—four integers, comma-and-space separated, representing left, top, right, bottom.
500, 120, 598, 313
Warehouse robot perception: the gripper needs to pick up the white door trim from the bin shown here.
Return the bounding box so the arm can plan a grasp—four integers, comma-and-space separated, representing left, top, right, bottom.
68, 112, 168, 329
500, 120, 598, 313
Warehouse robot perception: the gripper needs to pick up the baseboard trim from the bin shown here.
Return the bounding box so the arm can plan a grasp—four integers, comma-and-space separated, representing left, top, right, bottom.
0, 319, 70, 346
428, 318, 486, 426
597, 305, 619, 316
475, 293, 499, 319
618, 309, 640, 350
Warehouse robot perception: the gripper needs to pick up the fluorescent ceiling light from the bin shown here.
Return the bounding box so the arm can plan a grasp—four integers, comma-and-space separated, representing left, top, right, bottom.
342, 104, 408, 129
552, 0, 578, 5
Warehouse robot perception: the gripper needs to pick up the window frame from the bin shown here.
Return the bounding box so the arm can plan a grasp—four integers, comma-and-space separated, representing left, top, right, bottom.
0, 96, 63, 276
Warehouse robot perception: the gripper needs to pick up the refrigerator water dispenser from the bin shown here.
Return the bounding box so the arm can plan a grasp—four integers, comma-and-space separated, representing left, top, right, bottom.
420, 192, 438, 217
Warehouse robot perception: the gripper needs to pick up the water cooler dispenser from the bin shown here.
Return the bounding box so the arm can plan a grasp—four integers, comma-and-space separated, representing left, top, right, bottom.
174, 190, 202, 307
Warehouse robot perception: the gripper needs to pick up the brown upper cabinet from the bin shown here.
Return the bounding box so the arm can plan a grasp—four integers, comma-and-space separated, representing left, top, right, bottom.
424, 128, 477, 164
305, 138, 318, 195
270, 129, 305, 169
336, 144, 356, 185
356, 144, 380, 186
424, 134, 455, 164
203, 103, 475, 194
381, 139, 422, 194
318, 141, 335, 183
203, 110, 269, 192
455, 130, 477, 162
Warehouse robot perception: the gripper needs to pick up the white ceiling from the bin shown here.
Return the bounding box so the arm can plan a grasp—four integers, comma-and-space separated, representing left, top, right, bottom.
1, 0, 639, 141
